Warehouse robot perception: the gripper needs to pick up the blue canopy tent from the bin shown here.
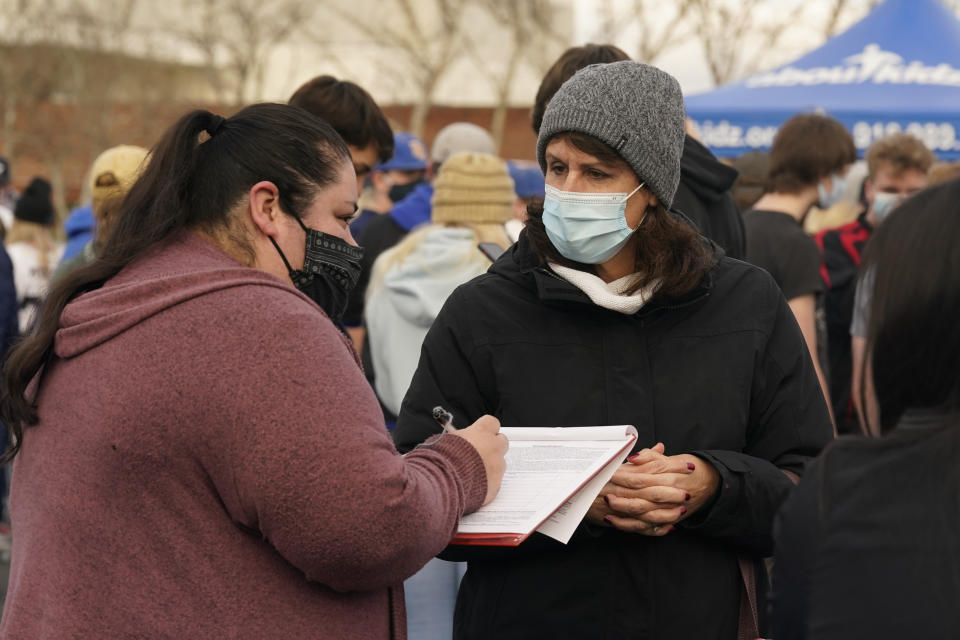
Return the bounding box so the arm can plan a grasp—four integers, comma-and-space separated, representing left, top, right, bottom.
685, 0, 960, 159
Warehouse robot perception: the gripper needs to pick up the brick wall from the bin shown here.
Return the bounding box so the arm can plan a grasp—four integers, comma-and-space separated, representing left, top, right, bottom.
1, 103, 539, 213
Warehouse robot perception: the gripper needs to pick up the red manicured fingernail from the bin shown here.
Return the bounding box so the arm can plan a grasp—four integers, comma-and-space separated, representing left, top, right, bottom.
603, 515, 613, 524
603, 494, 611, 505
686, 462, 696, 470
680, 507, 687, 515
685, 492, 691, 501
627, 453, 640, 461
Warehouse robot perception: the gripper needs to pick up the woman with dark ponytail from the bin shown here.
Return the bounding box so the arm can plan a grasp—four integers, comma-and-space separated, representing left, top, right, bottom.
0, 104, 506, 639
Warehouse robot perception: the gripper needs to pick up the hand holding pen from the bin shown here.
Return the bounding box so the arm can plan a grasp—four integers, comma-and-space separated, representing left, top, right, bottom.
433, 406, 458, 433
429, 406, 508, 506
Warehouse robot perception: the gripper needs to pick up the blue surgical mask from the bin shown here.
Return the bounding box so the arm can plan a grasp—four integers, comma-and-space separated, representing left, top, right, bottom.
543, 183, 644, 264
817, 173, 847, 209
871, 192, 902, 224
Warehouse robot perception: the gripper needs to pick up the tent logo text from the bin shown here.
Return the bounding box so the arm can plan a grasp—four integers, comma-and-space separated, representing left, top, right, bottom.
746, 44, 960, 88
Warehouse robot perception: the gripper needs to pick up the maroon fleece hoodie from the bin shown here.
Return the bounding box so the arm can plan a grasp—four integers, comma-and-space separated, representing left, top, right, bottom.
0, 231, 486, 639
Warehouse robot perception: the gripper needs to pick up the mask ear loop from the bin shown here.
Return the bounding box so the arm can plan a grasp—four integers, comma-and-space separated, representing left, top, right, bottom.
269, 236, 296, 276
268, 215, 309, 277
626, 182, 649, 231
623, 182, 645, 202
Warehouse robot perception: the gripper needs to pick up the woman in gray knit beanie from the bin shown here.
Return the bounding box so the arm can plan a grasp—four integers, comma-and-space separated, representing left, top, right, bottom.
392, 60, 833, 640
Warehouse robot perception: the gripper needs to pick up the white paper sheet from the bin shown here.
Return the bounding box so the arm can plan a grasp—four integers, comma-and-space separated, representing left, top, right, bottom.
456, 426, 637, 543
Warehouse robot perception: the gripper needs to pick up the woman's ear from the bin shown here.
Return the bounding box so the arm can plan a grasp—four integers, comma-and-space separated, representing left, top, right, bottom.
248, 181, 282, 237
646, 189, 659, 209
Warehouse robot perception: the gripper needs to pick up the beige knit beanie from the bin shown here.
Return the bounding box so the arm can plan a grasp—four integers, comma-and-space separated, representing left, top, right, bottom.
431, 152, 515, 225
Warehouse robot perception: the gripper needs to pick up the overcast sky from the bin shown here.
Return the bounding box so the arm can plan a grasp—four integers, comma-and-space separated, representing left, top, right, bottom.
571, 0, 880, 96
242, 0, 887, 105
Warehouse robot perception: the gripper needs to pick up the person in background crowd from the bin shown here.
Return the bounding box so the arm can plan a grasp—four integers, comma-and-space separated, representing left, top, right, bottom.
0, 241, 18, 561
731, 150, 769, 212
393, 61, 833, 640
816, 133, 933, 435
803, 161, 868, 235
52, 145, 149, 283
351, 133, 429, 240
345, 121, 495, 353
531, 43, 745, 259
57, 160, 96, 266
365, 152, 514, 640
677, 118, 744, 258
504, 160, 544, 242
0, 157, 18, 236
927, 160, 960, 185
744, 113, 857, 429
58, 204, 95, 264
366, 152, 514, 419
773, 178, 960, 640
5, 177, 63, 333
0, 103, 507, 639
289, 74, 395, 195
0, 159, 15, 559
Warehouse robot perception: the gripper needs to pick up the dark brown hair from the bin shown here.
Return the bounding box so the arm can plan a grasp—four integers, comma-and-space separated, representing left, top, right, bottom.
860, 177, 960, 433
526, 132, 714, 298
531, 44, 631, 135
289, 75, 394, 163
0, 103, 351, 463
766, 113, 856, 194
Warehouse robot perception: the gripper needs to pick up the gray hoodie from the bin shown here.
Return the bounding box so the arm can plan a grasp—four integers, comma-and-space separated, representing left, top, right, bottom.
365, 226, 493, 415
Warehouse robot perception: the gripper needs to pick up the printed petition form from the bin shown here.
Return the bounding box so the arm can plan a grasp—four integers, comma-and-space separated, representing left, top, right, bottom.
452, 426, 638, 546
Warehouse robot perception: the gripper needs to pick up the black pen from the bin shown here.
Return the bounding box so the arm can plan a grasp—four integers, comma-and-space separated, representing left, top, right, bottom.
432, 406, 458, 434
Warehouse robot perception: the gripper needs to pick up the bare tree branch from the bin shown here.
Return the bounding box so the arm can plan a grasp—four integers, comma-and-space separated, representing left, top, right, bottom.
460, 0, 567, 150
167, 0, 318, 105
327, 0, 470, 136
690, 0, 821, 86
633, 0, 696, 64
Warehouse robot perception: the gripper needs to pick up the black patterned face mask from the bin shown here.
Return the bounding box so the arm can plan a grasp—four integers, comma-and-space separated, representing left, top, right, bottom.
270, 217, 364, 326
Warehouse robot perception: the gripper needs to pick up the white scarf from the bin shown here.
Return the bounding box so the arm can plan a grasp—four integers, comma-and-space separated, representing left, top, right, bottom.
548, 263, 660, 315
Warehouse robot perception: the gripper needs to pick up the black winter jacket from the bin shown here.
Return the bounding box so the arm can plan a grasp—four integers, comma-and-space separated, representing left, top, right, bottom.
393, 234, 833, 640
773, 413, 960, 639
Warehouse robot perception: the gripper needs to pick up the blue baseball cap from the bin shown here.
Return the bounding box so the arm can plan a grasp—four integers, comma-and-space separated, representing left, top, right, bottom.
507, 161, 545, 199
376, 133, 429, 172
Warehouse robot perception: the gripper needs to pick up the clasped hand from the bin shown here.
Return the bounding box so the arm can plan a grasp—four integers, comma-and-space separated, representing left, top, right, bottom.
585, 442, 719, 537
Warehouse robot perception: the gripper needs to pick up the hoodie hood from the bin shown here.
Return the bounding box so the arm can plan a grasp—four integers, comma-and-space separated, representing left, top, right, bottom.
55, 231, 311, 359
61, 204, 96, 261
64, 205, 95, 237
679, 135, 738, 205
388, 182, 433, 232
365, 225, 494, 416
375, 226, 490, 328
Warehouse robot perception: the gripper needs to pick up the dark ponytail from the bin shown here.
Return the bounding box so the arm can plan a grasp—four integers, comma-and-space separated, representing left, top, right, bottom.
0, 103, 350, 462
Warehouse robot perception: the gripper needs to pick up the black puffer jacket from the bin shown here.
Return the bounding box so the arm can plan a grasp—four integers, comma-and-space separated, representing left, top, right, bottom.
393, 234, 833, 640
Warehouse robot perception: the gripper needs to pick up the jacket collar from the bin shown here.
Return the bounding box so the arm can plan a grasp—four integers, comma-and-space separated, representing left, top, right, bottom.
494, 232, 716, 317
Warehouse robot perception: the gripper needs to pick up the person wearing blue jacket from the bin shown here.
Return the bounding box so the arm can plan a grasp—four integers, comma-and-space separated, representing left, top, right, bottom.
351, 133, 429, 240
0, 242, 19, 555
345, 122, 497, 333
59, 204, 95, 263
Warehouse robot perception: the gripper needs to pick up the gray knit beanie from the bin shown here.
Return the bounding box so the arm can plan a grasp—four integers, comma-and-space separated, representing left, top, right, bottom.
536, 61, 685, 208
